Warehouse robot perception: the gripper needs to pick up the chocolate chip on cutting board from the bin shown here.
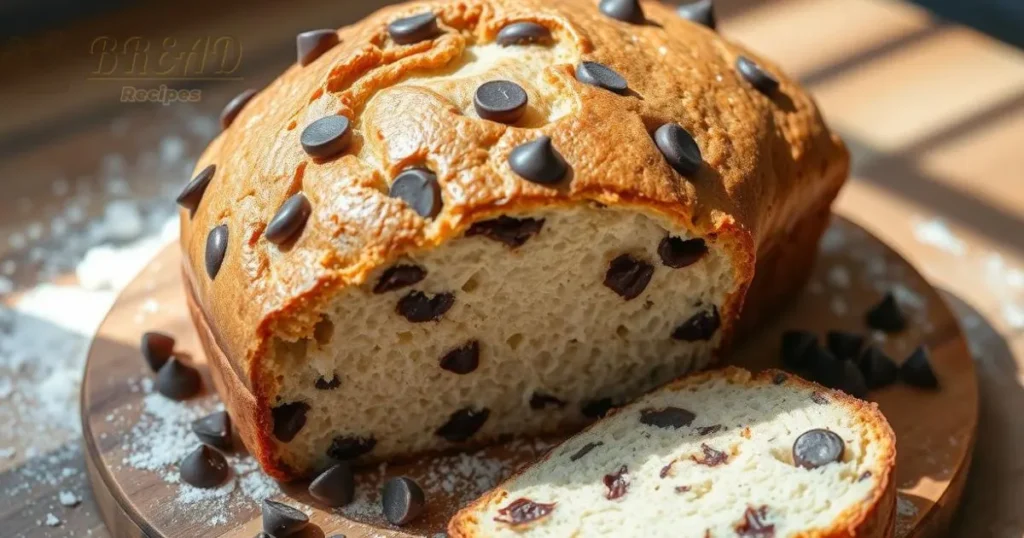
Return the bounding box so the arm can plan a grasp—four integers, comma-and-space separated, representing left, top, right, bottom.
826, 331, 865, 360
496, 22, 552, 46
309, 463, 355, 508
639, 406, 696, 429
792, 429, 845, 469
262, 500, 309, 537
155, 357, 202, 400
436, 407, 490, 442
780, 330, 817, 370
271, 402, 309, 442
440, 340, 480, 374
381, 476, 426, 526
466, 216, 544, 248
374, 264, 427, 293
327, 435, 377, 460
865, 292, 907, 333
658, 236, 707, 268
671, 307, 720, 341
901, 345, 939, 389
396, 291, 455, 322
604, 254, 654, 300
180, 444, 229, 488
192, 410, 232, 450
141, 331, 175, 372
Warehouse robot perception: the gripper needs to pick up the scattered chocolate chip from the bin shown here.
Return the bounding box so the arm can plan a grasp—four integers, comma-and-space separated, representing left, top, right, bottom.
191, 410, 232, 450
436, 407, 489, 442
496, 22, 552, 46
736, 56, 779, 96
826, 331, 865, 360
604, 254, 654, 300
309, 463, 355, 508
857, 346, 899, 389
388, 12, 440, 45
156, 357, 202, 400
659, 460, 675, 478
603, 465, 629, 499
675, 485, 692, 493
390, 168, 443, 218
772, 372, 788, 385
658, 236, 707, 268
327, 435, 377, 460
255, 533, 272, 538
838, 359, 869, 399
677, 0, 716, 29
180, 444, 229, 488
654, 123, 702, 176
296, 29, 339, 66
315, 374, 341, 390
262, 500, 309, 537
901, 345, 938, 389
581, 398, 614, 418
474, 80, 528, 124
220, 89, 257, 129
671, 307, 720, 341
576, 61, 628, 94
301, 115, 352, 159
866, 292, 907, 333
530, 392, 566, 410
859, 470, 873, 481
569, 441, 602, 462
440, 340, 480, 374
265, 193, 312, 245
735, 505, 775, 537
466, 216, 544, 248
396, 291, 455, 322
808, 346, 844, 389
810, 391, 829, 405
780, 330, 817, 370
205, 224, 229, 279
508, 136, 568, 184
381, 476, 425, 525
793, 429, 844, 469
599, 0, 645, 24
176, 165, 215, 215
271, 402, 309, 443
374, 265, 427, 293
697, 424, 722, 436
494, 498, 556, 526
639, 406, 696, 429
692, 443, 728, 466
141, 331, 175, 372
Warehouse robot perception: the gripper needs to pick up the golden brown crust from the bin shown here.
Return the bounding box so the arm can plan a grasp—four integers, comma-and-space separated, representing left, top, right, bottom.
179, 0, 848, 479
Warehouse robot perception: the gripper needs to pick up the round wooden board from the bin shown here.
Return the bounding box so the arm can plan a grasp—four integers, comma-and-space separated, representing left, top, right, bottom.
82, 217, 977, 538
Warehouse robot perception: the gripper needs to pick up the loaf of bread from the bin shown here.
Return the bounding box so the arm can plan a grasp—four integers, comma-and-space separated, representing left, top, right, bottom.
180, 0, 849, 480
449, 367, 896, 538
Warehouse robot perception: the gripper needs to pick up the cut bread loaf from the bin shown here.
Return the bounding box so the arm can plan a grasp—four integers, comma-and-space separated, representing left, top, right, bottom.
449, 368, 896, 538
180, 0, 849, 480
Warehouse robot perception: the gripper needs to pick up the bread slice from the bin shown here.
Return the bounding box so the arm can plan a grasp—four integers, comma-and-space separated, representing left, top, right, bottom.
449, 368, 896, 538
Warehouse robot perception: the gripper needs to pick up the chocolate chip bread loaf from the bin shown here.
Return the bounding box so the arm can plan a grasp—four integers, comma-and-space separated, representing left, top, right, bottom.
449, 368, 896, 538
180, 0, 849, 480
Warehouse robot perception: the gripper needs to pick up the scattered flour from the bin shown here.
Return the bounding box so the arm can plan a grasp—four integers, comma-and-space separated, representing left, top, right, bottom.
44, 513, 61, 527
912, 218, 966, 256
59, 490, 81, 507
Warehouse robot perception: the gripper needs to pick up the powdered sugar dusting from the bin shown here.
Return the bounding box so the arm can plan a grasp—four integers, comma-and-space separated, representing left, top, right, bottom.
912, 218, 966, 256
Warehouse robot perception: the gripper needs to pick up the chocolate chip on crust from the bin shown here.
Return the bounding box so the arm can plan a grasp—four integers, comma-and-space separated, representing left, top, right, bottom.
205, 224, 228, 279
220, 89, 257, 130
508, 136, 568, 184
676, 0, 716, 29
639, 406, 696, 429
865, 292, 907, 333
141, 331, 175, 372
529, 392, 566, 410
736, 56, 780, 96
301, 115, 351, 159
155, 357, 202, 400
793, 429, 844, 469
396, 291, 455, 322
180, 444, 229, 488
466, 216, 545, 248
576, 61, 629, 94
389, 168, 443, 219
599, 0, 645, 24
857, 345, 899, 389
327, 435, 377, 460
604, 254, 654, 300
901, 345, 939, 389
436, 407, 490, 442
474, 80, 528, 124
388, 12, 440, 45
654, 123, 702, 176
262, 500, 309, 537
658, 236, 707, 268
671, 306, 720, 341
271, 402, 309, 443
440, 340, 480, 374
381, 476, 426, 526
265, 192, 312, 245
176, 165, 215, 215
496, 22, 552, 46
373, 264, 427, 294
296, 29, 339, 66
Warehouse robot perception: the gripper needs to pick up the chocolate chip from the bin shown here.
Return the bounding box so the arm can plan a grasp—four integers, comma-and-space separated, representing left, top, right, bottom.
205, 224, 228, 279
262, 500, 309, 537
576, 61, 628, 94
496, 22, 552, 46
529, 392, 566, 410
436, 407, 489, 442
658, 236, 707, 268
179, 444, 229, 488
807, 346, 844, 389
381, 476, 425, 525
327, 435, 377, 460
857, 345, 899, 389
859, 470, 873, 482
865, 292, 907, 333
176, 165, 215, 215
569, 441, 602, 462
736, 56, 779, 96
697, 424, 722, 436
191, 410, 232, 450
494, 498, 556, 526
301, 115, 352, 159
810, 391, 828, 405
374, 265, 427, 293
220, 89, 257, 129
141, 331, 175, 372
309, 463, 355, 508
440, 340, 479, 374
780, 330, 817, 369
582, 398, 614, 418
599, 0, 645, 24
604, 254, 654, 300
826, 331, 864, 360
466, 216, 544, 248
901, 345, 938, 389
671, 306, 720, 341
793, 429, 844, 469
396, 291, 455, 322
659, 460, 676, 478
474, 80, 528, 124
508, 136, 568, 184
692, 443, 728, 466
603, 465, 629, 500
772, 372, 788, 385
155, 357, 202, 400
315, 374, 341, 390
390, 168, 443, 218
271, 402, 309, 443
639, 406, 696, 429
675, 485, 691, 493
388, 12, 439, 45
296, 29, 339, 66
838, 359, 869, 399
265, 193, 312, 245
654, 123, 702, 176
676, 0, 716, 29
735, 505, 775, 537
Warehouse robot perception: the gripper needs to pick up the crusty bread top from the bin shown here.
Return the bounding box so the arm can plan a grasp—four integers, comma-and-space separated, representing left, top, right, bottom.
179, 0, 848, 379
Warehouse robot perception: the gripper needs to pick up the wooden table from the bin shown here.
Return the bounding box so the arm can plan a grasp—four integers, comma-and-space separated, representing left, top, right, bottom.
0, 0, 1021, 536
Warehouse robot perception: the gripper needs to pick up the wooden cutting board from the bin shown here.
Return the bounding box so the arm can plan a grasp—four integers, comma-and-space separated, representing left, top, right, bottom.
81, 216, 977, 538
